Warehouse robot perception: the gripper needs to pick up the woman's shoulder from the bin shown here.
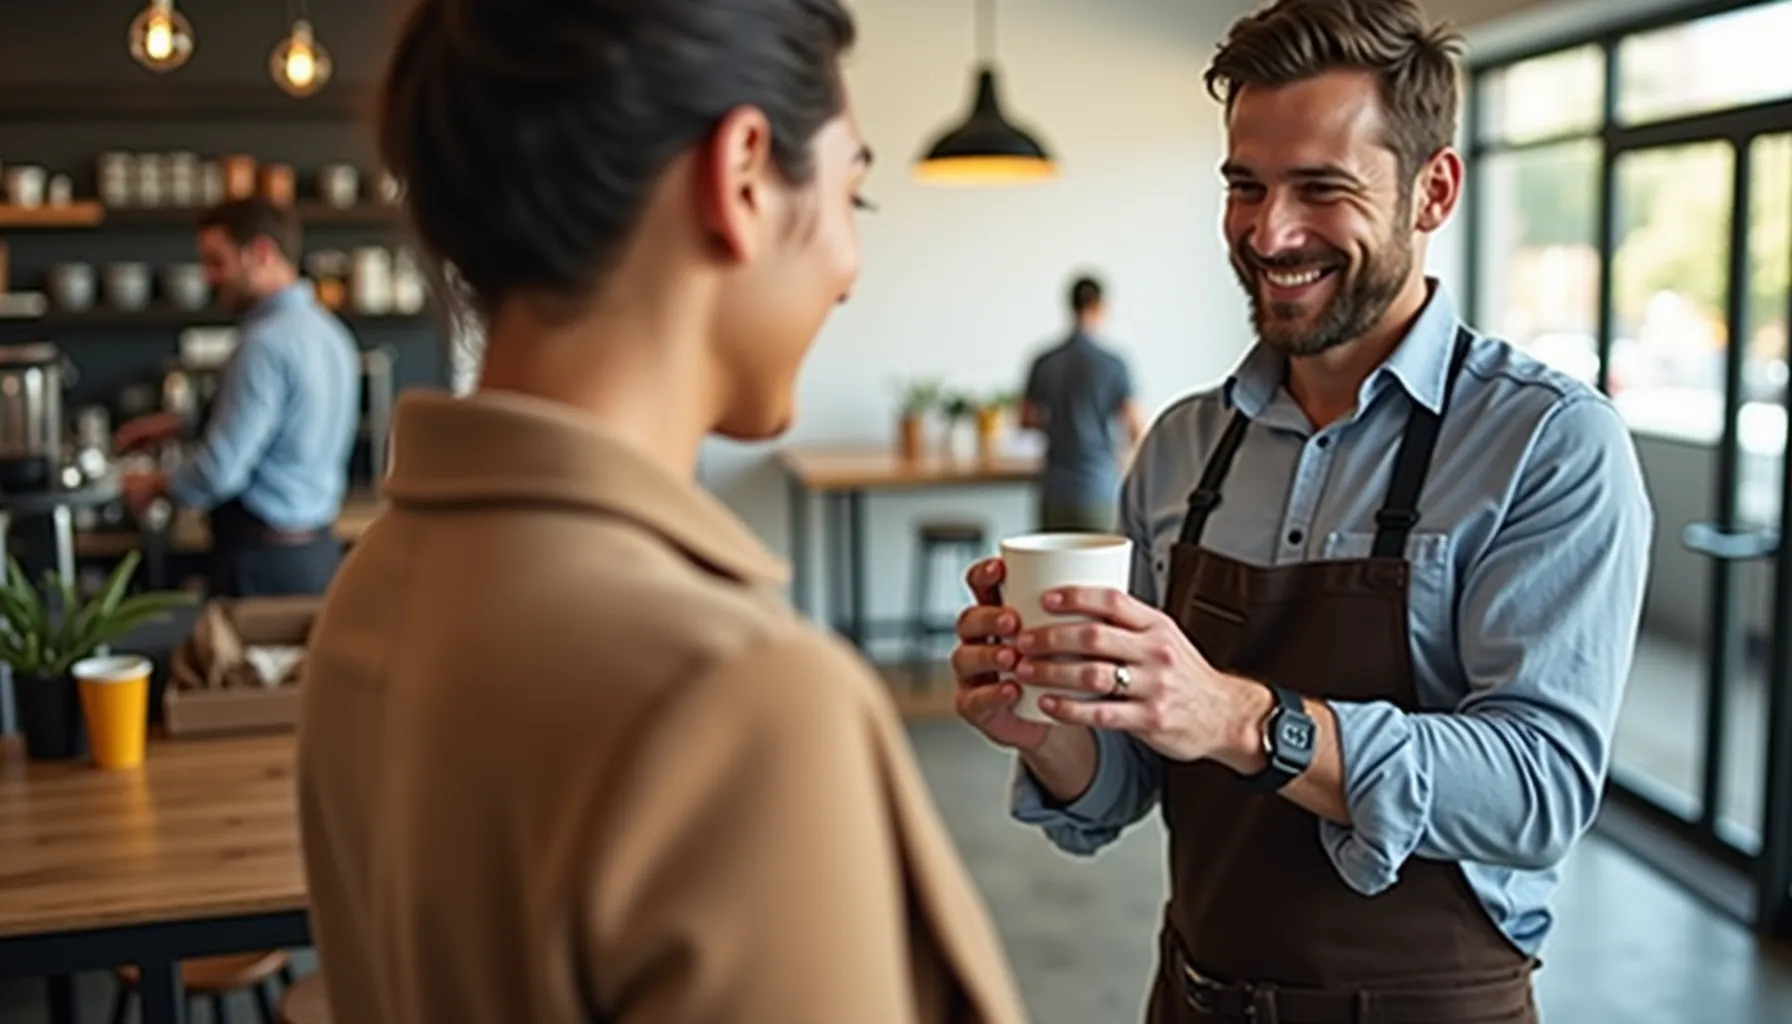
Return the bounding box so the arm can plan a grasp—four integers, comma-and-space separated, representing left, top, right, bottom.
669, 621, 894, 732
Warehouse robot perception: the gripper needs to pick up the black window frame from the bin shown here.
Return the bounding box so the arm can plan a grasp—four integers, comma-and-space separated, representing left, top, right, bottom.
1463, 0, 1792, 940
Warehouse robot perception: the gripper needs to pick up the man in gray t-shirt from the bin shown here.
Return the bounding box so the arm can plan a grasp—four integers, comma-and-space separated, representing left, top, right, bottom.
1020, 275, 1145, 532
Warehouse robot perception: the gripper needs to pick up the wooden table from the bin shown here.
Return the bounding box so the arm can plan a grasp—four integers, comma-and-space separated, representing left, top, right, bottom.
780, 446, 1039, 648
0, 733, 309, 1024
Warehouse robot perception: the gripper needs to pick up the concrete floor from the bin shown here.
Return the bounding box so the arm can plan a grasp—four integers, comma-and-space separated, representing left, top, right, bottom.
904, 717, 1792, 1024
4, 715, 1792, 1023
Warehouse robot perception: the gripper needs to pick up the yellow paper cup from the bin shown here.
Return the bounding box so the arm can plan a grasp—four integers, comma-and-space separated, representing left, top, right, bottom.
74, 654, 152, 770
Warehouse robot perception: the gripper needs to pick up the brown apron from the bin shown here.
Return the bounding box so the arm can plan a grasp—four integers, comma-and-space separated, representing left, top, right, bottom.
1146, 329, 1538, 1024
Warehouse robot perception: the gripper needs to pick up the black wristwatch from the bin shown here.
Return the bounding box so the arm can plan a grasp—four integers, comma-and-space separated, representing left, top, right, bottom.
1238, 684, 1315, 793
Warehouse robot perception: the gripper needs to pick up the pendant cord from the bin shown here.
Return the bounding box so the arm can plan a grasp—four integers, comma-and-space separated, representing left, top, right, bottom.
976, 0, 995, 65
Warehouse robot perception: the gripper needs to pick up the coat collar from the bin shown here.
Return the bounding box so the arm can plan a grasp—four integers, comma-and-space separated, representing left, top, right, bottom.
381, 389, 788, 588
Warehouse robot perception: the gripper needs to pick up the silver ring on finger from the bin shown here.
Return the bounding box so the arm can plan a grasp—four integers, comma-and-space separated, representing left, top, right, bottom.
1112, 664, 1133, 697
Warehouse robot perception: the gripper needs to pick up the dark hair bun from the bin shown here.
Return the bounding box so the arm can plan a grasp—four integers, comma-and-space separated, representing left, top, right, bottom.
380, 0, 856, 313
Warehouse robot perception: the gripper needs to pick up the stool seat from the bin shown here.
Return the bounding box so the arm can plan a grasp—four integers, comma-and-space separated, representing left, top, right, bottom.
117, 950, 291, 993
908, 518, 991, 688
917, 520, 987, 545
278, 972, 331, 1024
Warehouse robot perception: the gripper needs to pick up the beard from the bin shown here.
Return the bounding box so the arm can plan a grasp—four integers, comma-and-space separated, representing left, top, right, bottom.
1231, 223, 1413, 358
217, 276, 255, 313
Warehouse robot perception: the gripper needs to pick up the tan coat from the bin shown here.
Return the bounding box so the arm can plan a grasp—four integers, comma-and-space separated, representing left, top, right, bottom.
297, 390, 1027, 1024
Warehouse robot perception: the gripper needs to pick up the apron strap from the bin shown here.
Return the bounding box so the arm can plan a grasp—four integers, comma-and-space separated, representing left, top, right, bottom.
1179, 410, 1252, 546
1371, 326, 1474, 559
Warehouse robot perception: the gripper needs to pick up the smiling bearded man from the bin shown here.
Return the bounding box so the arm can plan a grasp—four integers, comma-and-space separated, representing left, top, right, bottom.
948, 1, 1656, 1022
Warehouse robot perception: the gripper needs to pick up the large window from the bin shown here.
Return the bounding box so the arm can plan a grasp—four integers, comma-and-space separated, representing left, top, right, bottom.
1468, 0, 1792, 936
1470, 0, 1792, 449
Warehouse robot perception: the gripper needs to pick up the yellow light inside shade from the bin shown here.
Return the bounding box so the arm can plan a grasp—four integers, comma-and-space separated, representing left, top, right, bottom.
285, 47, 315, 87
911, 155, 1058, 185
271, 19, 332, 97
145, 18, 173, 60
128, 0, 194, 73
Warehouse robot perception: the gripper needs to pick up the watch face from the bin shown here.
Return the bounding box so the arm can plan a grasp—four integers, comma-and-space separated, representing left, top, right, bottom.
1278, 716, 1314, 752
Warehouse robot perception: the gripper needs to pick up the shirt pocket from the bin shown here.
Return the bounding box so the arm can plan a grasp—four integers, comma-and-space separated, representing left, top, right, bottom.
1319, 530, 1455, 628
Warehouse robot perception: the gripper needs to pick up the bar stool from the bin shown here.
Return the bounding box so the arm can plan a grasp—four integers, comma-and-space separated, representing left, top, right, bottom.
907, 519, 989, 687
277, 971, 330, 1024
112, 951, 292, 1024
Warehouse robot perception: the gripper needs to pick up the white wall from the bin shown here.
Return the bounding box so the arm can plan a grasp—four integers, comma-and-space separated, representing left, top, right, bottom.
702, 0, 1260, 657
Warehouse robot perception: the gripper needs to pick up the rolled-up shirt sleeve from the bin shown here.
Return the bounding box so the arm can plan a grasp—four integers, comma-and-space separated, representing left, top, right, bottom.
1322, 396, 1653, 894
1012, 729, 1163, 855
167, 332, 288, 511
1010, 455, 1167, 855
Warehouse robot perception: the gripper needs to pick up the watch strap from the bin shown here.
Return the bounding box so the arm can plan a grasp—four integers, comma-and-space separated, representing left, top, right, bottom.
1238, 684, 1314, 793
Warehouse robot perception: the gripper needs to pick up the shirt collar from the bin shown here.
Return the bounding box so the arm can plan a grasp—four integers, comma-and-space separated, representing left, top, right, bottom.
1371, 280, 1461, 414
1224, 278, 1462, 417
246, 281, 312, 321
380, 390, 788, 588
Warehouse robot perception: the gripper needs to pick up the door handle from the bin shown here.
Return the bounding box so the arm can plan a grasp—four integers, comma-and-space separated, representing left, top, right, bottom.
1683, 521, 1779, 561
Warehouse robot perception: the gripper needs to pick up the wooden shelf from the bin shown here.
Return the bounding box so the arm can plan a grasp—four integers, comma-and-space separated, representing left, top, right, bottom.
8, 307, 430, 330
0, 202, 104, 229
0, 202, 400, 231
0, 85, 372, 123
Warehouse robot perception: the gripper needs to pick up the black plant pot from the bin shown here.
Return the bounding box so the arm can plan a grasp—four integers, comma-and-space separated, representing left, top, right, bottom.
14, 671, 87, 761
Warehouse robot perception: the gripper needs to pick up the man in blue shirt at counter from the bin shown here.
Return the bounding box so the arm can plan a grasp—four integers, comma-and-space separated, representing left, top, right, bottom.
950, 1, 1653, 1021
118, 198, 359, 598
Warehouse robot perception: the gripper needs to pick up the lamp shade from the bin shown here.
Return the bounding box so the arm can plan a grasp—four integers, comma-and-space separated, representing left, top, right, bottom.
914, 67, 1056, 185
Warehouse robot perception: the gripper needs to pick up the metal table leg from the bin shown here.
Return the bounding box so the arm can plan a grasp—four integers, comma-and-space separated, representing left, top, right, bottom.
45, 973, 77, 1024
787, 476, 812, 620
827, 493, 849, 640
138, 958, 186, 1024
847, 490, 866, 649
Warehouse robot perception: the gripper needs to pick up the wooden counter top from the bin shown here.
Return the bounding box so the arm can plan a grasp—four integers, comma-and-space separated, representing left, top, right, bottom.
0, 733, 305, 939
781, 446, 1040, 491
73, 490, 385, 559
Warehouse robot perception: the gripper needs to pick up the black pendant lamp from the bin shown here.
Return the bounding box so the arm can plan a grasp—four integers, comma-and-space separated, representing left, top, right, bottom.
914, 0, 1057, 185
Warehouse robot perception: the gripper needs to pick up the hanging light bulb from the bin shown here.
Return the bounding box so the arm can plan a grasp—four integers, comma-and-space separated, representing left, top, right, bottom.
271, 17, 332, 97
128, 0, 195, 73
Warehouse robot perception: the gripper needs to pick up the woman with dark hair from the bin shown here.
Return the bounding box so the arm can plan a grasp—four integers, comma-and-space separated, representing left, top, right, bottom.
294, 1, 1026, 1021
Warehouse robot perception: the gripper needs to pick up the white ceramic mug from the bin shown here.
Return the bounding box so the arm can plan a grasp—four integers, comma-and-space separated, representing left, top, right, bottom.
1000, 532, 1134, 723
319, 164, 359, 208
6, 165, 45, 208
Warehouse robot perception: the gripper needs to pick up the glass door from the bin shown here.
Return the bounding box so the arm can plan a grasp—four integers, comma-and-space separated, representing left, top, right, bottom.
1609, 129, 1792, 890
1465, 0, 1792, 935
1758, 134, 1792, 938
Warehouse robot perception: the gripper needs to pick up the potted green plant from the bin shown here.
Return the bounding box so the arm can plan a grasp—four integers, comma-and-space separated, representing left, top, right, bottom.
0, 551, 196, 760
893, 377, 942, 461
939, 391, 978, 459
975, 390, 1017, 459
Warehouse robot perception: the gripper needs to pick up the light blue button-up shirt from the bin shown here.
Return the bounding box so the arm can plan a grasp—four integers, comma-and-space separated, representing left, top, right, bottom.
1011, 282, 1655, 956
167, 283, 360, 530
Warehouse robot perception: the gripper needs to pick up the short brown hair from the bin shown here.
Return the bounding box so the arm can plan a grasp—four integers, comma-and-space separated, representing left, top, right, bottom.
1205, 0, 1465, 181
196, 198, 301, 264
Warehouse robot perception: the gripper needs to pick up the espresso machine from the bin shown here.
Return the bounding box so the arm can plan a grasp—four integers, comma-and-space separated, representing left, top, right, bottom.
0, 341, 70, 496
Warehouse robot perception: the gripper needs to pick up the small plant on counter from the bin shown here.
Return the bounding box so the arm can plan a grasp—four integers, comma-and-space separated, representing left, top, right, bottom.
894, 376, 944, 418
977, 390, 1018, 415
940, 391, 978, 424
0, 550, 196, 761
0, 550, 196, 678
893, 377, 945, 461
